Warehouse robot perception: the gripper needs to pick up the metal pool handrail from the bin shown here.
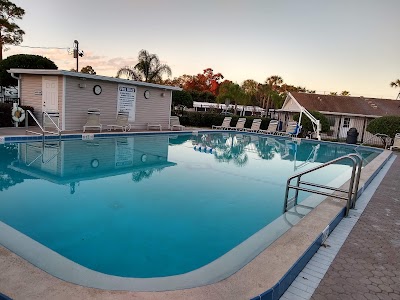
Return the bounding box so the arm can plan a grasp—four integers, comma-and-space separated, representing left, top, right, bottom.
283, 153, 362, 217
25, 110, 61, 138
42, 111, 61, 135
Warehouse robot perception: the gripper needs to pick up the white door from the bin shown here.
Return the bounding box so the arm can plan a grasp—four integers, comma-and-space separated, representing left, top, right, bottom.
339, 117, 353, 139
42, 77, 59, 113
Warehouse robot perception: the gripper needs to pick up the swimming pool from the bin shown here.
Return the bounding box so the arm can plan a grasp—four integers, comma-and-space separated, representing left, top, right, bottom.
0, 132, 381, 290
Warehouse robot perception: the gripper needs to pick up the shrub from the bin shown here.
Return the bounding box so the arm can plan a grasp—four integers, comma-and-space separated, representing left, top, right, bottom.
293, 111, 330, 136
172, 90, 193, 108
177, 111, 271, 129
187, 90, 216, 103
367, 116, 400, 138
0, 103, 35, 127
0, 54, 57, 87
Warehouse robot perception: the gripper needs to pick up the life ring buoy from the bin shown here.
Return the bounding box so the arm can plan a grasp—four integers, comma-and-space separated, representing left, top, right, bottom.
11, 107, 25, 122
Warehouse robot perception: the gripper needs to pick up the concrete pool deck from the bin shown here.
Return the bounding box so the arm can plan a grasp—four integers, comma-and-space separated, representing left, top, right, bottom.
310, 155, 400, 300
0, 130, 395, 299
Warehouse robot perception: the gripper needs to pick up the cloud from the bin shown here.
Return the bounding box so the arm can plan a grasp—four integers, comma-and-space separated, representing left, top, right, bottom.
4, 47, 138, 76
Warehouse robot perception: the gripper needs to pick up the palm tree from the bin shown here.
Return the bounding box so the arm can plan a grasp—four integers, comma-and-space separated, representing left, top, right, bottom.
117, 50, 172, 83
265, 76, 283, 111
217, 82, 248, 115
265, 75, 283, 90
340, 90, 350, 96
390, 79, 400, 88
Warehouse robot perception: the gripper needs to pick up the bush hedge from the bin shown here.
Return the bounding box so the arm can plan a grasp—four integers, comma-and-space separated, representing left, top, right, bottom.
177, 111, 271, 130
367, 116, 400, 138
0, 103, 35, 127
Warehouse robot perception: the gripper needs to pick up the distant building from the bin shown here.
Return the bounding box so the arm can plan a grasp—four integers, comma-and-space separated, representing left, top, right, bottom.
277, 92, 400, 143
192, 101, 265, 116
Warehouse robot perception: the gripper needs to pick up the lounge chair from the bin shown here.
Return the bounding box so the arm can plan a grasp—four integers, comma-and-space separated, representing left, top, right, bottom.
169, 116, 185, 131
83, 109, 102, 132
107, 112, 131, 132
212, 117, 232, 130
259, 120, 279, 134
245, 119, 262, 132
147, 123, 162, 131
227, 118, 246, 131
390, 133, 400, 150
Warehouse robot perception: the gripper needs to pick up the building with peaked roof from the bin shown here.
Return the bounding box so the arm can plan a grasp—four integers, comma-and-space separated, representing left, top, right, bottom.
276, 92, 400, 143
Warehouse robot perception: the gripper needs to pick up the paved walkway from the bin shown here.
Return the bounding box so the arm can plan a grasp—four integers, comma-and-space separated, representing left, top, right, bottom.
310, 155, 400, 300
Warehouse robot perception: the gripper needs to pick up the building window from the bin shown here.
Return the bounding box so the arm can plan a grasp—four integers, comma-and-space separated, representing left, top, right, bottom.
343, 117, 351, 128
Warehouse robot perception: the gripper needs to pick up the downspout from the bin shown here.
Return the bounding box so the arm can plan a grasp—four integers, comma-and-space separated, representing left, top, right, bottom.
360, 117, 367, 143
10, 73, 21, 106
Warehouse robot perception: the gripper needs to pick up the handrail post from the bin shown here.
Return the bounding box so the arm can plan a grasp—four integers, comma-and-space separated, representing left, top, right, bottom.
283, 178, 291, 213
294, 176, 301, 206
349, 154, 362, 208
345, 157, 357, 217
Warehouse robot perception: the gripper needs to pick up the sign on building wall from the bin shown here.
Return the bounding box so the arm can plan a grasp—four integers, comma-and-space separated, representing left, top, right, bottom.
117, 85, 136, 122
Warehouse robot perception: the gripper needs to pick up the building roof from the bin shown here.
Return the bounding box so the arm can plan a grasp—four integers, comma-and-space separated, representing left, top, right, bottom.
8, 69, 182, 91
285, 92, 400, 117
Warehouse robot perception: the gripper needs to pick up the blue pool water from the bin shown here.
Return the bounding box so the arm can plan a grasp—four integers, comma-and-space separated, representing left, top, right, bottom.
0, 133, 380, 278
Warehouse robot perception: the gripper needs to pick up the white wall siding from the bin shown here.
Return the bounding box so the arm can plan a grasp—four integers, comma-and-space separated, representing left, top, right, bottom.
20, 74, 64, 126
64, 77, 171, 131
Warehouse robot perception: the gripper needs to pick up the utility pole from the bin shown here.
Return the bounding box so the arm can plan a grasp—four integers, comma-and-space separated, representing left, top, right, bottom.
73, 40, 84, 72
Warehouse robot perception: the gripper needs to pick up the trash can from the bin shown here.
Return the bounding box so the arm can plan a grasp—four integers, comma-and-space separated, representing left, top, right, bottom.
346, 127, 359, 144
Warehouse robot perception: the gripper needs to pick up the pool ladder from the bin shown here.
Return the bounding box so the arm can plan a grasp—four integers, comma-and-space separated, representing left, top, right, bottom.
284, 153, 362, 217
25, 110, 62, 139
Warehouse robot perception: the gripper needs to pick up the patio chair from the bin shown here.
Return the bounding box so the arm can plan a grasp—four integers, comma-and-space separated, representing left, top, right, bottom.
259, 120, 279, 134
107, 112, 131, 132
245, 119, 262, 132
390, 133, 400, 150
83, 109, 102, 132
212, 117, 232, 130
147, 123, 162, 131
279, 121, 300, 137
226, 118, 246, 131
169, 116, 185, 131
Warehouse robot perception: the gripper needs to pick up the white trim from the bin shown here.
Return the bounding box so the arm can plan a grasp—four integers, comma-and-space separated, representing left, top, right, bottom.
62, 76, 66, 130
8, 69, 182, 91
169, 90, 172, 129
277, 109, 381, 119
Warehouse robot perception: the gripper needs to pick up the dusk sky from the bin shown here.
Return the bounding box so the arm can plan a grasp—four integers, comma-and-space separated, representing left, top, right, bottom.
6, 0, 400, 99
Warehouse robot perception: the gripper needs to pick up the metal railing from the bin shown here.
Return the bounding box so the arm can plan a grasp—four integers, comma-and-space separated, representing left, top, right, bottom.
355, 133, 391, 150
24, 139, 61, 166
25, 110, 45, 136
284, 153, 362, 217
42, 111, 61, 135
25, 110, 61, 138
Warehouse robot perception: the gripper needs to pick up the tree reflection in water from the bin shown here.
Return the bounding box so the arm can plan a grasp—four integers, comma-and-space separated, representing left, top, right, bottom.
131, 168, 165, 183
255, 137, 279, 160
191, 133, 285, 166
0, 144, 26, 191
